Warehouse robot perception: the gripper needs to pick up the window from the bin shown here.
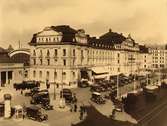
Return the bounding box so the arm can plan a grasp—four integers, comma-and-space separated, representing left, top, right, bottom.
117, 53, 120, 58
81, 50, 84, 58
47, 50, 50, 57
118, 67, 120, 72
73, 49, 75, 56
33, 71, 36, 78
40, 50, 43, 57
73, 72, 75, 79
144, 65, 146, 68
55, 59, 57, 62
47, 59, 50, 65
55, 49, 58, 57
40, 59, 43, 65
24, 71, 28, 78
33, 59, 36, 65
62, 72, 66, 80
54, 72, 57, 80
63, 49, 66, 56
73, 59, 75, 65
46, 38, 48, 42
46, 71, 49, 80
63, 59, 66, 66
39, 71, 42, 78
118, 60, 120, 64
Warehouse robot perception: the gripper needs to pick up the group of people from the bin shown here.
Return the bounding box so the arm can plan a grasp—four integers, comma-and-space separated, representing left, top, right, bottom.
70, 103, 87, 120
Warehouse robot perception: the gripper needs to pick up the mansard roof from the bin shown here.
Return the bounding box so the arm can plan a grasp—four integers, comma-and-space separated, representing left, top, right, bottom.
139, 45, 149, 53
51, 25, 77, 34
30, 25, 79, 44
99, 29, 126, 44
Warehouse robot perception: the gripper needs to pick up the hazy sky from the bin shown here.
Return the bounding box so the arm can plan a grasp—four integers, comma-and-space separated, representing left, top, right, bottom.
0, 0, 167, 49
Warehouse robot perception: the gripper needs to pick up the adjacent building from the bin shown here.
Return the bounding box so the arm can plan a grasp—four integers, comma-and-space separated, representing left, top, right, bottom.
0, 47, 24, 86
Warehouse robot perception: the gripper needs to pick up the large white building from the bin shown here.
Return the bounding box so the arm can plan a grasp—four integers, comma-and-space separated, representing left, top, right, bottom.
28, 25, 152, 88
149, 45, 167, 69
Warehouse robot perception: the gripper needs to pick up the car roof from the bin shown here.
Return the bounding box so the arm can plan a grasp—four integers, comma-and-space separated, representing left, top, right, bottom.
92, 92, 101, 95
27, 105, 40, 110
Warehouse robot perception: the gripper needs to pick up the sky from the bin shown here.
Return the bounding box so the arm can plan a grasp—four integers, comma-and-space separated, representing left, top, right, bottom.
0, 0, 167, 49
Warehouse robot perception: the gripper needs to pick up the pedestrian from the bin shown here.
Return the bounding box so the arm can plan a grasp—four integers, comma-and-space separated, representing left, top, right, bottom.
111, 109, 116, 119
21, 89, 23, 95
70, 104, 73, 112
74, 104, 77, 112
79, 110, 83, 120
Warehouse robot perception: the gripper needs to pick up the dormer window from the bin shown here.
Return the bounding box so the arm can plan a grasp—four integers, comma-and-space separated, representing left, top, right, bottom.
46, 38, 48, 42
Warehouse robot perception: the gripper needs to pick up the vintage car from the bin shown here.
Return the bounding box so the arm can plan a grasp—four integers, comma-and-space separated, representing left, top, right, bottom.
113, 99, 124, 112
30, 91, 50, 105
78, 80, 89, 88
90, 85, 103, 92
91, 92, 106, 104
60, 89, 74, 103
26, 105, 48, 122
14, 81, 40, 90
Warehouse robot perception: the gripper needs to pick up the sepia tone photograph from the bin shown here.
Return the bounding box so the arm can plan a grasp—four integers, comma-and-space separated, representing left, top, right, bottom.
0, 0, 167, 126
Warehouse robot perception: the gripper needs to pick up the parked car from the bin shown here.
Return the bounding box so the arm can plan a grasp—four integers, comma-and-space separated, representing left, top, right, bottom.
78, 80, 89, 88
14, 81, 40, 90
26, 105, 48, 122
30, 91, 50, 105
60, 88, 74, 103
90, 85, 102, 92
91, 92, 106, 104
113, 99, 124, 112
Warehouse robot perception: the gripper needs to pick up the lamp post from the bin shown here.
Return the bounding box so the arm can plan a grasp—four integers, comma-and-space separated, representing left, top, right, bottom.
53, 81, 56, 100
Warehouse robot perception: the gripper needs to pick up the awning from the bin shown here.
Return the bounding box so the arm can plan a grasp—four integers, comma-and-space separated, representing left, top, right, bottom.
94, 74, 109, 79
91, 67, 109, 75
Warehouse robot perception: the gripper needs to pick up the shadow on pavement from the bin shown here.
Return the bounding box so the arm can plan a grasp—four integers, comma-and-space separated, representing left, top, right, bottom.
72, 105, 135, 126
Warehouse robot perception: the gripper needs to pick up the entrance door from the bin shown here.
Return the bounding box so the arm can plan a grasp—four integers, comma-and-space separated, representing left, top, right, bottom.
1, 72, 6, 87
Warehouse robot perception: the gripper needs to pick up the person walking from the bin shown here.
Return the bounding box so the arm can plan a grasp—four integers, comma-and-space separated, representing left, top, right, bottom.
79, 109, 84, 120
74, 104, 77, 112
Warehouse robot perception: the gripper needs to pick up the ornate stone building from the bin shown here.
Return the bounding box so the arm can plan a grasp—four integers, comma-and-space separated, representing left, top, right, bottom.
29, 25, 152, 87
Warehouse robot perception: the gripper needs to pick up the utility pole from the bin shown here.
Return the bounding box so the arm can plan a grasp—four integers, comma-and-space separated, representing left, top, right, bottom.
116, 74, 119, 99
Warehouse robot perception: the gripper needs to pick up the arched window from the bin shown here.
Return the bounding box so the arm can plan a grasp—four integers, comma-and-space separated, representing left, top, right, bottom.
39, 71, 42, 78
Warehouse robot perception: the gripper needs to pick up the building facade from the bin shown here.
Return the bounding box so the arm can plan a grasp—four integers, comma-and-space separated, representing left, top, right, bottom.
28, 25, 152, 87
149, 46, 167, 69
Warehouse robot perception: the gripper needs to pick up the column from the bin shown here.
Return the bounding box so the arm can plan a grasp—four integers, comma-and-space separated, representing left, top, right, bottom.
6, 71, 8, 84
0, 71, 1, 86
